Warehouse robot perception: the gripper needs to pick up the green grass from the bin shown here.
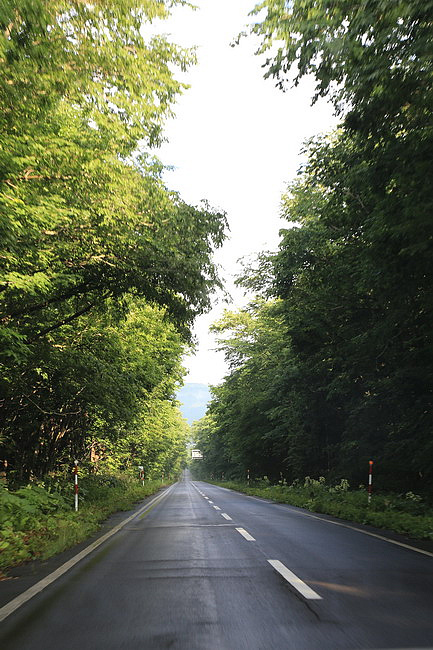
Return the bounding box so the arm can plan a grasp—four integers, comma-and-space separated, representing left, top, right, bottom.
207, 477, 433, 541
0, 474, 171, 574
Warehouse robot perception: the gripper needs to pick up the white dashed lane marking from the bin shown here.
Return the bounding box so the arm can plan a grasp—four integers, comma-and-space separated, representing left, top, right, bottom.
268, 560, 322, 600
192, 481, 324, 601
236, 528, 255, 541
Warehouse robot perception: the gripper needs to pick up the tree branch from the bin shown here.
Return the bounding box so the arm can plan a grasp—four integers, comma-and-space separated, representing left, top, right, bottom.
2, 281, 96, 321
27, 302, 97, 343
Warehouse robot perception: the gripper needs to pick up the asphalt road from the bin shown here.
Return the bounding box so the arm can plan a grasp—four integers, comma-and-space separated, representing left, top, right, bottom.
1, 470, 433, 649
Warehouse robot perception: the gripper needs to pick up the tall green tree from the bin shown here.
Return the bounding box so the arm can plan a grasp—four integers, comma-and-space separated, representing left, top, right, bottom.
1, 299, 189, 479
274, 129, 433, 488
0, 0, 227, 480
190, 1, 433, 490
197, 300, 303, 481
1, 1, 226, 361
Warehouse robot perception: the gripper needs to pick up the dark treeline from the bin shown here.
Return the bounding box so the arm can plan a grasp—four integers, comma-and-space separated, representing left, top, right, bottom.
0, 1, 227, 482
192, 0, 433, 493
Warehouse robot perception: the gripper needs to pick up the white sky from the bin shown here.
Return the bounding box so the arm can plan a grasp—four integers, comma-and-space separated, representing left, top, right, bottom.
152, 0, 337, 386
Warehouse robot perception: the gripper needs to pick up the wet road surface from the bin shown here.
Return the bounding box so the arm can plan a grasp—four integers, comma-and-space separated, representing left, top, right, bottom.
1, 471, 433, 649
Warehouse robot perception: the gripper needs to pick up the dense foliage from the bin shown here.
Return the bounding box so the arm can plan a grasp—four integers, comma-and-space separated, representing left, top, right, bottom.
0, 1, 227, 481
192, 0, 433, 493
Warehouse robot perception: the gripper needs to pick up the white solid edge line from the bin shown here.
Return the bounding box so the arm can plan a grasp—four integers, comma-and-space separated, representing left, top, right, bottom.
213, 505, 221, 510
0, 483, 175, 623
235, 527, 255, 541
268, 560, 322, 600
221, 513, 232, 520
206, 482, 433, 560
292, 511, 433, 559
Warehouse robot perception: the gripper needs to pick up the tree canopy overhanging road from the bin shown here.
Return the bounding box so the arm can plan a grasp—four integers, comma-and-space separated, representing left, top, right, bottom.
1, 2, 433, 646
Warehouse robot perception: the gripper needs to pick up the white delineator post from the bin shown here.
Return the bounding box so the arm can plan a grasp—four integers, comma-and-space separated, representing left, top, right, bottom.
74, 460, 79, 512
368, 460, 373, 505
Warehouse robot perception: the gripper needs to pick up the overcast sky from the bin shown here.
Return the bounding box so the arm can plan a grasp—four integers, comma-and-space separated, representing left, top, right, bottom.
152, 0, 337, 386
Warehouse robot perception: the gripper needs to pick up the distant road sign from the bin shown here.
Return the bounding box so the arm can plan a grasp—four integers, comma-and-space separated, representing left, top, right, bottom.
191, 449, 203, 459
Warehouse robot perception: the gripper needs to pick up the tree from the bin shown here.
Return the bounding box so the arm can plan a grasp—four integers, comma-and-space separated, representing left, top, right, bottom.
191, 301, 303, 481
1, 0, 226, 356
0, 1, 194, 147
241, 0, 433, 490
0, 0, 228, 480
252, 0, 433, 134
274, 130, 433, 488
1, 299, 189, 479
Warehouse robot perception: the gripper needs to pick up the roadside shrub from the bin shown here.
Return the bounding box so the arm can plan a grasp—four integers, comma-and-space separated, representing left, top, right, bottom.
0, 475, 168, 573
208, 477, 433, 541
0, 484, 69, 531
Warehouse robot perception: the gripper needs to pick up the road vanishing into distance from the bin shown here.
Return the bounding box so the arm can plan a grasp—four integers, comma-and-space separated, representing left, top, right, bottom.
1, 470, 433, 649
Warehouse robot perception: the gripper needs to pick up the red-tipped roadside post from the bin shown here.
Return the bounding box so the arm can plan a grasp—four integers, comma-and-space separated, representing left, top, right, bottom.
74, 460, 79, 512
368, 460, 373, 505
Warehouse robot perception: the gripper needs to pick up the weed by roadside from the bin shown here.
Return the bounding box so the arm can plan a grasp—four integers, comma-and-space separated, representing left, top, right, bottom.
0, 474, 170, 574
208, 477, 433, 541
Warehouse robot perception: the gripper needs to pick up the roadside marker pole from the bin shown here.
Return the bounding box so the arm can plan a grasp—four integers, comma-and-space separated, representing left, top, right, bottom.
0, 459, 7, 484
368, 460, 373, 505
74, 460, 79, 512
247, 469, 250, 486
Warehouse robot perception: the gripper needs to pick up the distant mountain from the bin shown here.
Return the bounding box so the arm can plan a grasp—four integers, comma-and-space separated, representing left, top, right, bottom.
177, 383, 211, 425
